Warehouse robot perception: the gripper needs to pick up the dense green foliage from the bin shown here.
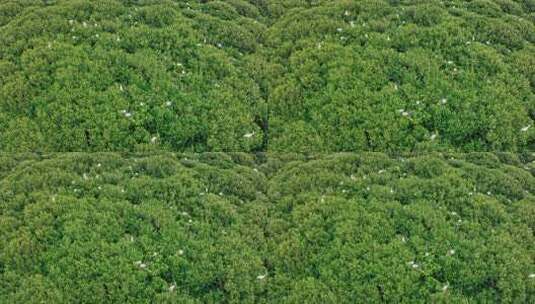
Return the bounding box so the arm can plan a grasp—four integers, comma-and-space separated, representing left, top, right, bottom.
0, 153, 267, 302
1, 1, 534, 302
1, 0, 534, 152
265, 152, 535, 302
0, 0, 267, 152
265, 0, 535, 151
1, 153, 534, 302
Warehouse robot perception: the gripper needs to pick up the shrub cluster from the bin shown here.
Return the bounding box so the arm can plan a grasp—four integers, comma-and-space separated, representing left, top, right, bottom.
1, 2, 534, 302
0, 0, 267, 152
1, 153, 534, 302
265, 0, 535, 151
0, 0, 533, 152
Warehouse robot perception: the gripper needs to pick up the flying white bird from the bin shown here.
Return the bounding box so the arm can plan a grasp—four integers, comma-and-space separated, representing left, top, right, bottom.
521, 125, 531, 132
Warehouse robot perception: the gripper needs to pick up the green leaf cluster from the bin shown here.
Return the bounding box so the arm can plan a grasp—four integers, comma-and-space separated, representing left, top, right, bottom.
0, 0, 533, 152
1, 152, 534, 302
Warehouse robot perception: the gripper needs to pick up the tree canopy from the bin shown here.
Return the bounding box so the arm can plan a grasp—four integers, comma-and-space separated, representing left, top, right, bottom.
1, 1, 534, 302
0, 0, 267, 152
0, 0, 533, 152
0, 152, 534, 302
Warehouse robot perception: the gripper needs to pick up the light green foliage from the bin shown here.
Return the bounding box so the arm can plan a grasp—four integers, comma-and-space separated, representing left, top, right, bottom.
1, 153, 534, 302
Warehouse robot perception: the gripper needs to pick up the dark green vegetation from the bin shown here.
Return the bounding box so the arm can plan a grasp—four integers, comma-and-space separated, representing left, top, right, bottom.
0, 0, 267, 152
1, 0, 534, 152
1, 153, 534, 302
266, 0, 535, 152
1, 1, 535, 303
